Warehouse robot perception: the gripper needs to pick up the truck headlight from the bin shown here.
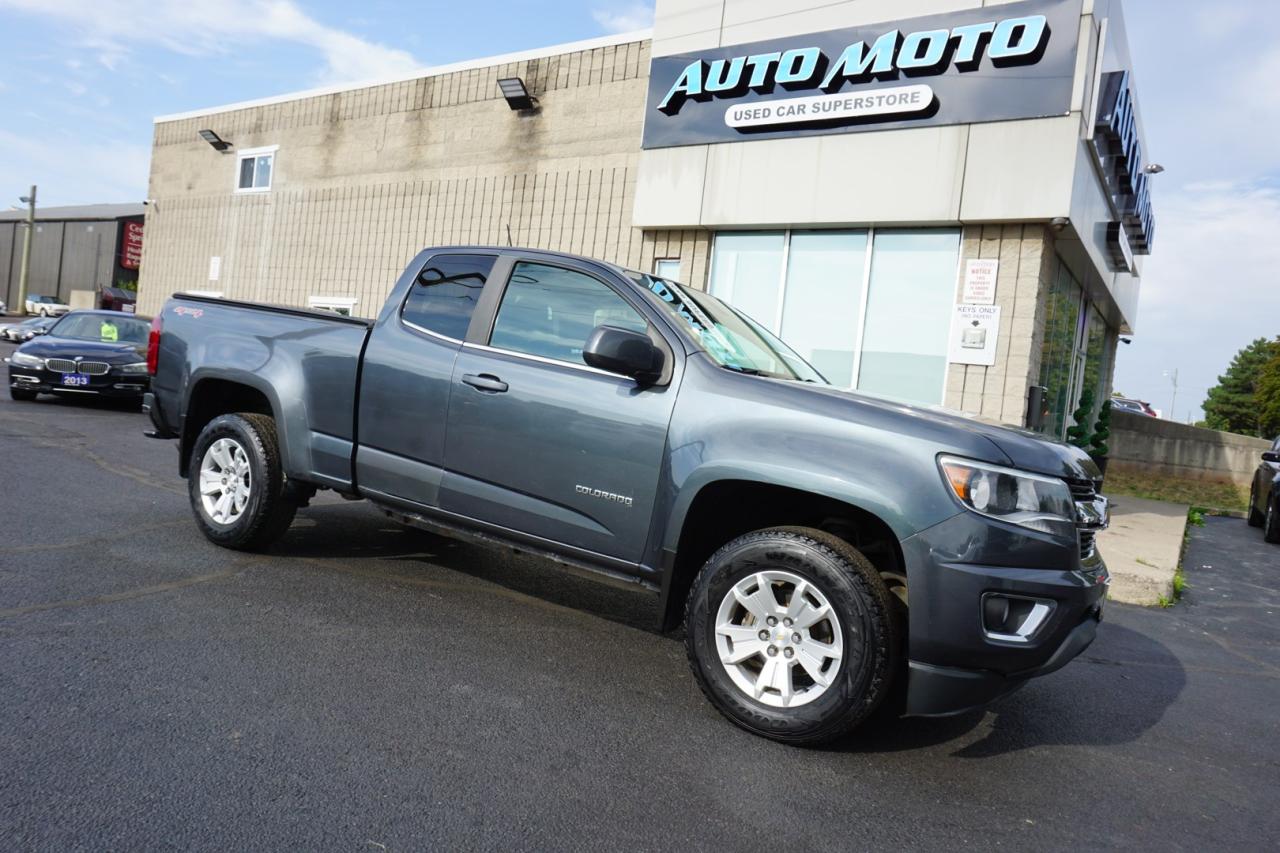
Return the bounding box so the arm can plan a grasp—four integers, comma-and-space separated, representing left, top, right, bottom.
120, 362, 150, 374
938, 455, 1076, 539
10, 351, 46, 368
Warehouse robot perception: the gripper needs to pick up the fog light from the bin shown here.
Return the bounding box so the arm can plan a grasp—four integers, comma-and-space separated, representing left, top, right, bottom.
982, 593, 1054, 643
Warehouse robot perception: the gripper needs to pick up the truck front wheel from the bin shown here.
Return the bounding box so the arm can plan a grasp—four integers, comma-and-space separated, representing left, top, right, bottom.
188, 413, 298, 551
685, 527, 899, 745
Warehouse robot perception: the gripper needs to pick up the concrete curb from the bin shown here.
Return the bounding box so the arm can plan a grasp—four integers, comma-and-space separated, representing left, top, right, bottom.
1096, 496, 1189, 606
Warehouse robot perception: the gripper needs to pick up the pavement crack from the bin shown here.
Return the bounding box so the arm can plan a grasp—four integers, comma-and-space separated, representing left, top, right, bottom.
0, 411, 183, 495
0, 564, 248, 620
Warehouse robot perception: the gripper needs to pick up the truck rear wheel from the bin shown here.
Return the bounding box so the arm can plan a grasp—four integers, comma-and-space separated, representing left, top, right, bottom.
188, 413, 297, 551
684, 527, 899, 745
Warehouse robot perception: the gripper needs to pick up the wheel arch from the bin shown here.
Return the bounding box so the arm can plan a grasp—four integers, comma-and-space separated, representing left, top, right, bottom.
658, 475, 908, 633
180, 374, 282, 478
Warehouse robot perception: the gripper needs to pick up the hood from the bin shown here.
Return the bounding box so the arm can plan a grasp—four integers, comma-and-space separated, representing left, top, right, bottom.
20, 335, 146, 363
761, 376, 1101, 483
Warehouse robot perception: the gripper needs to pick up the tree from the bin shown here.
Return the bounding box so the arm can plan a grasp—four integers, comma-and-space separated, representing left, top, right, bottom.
1258, 344, 1280, 440
1090, 399, 1112, 460
1066, 387, 1096, 448
1202, 338, 1279, 437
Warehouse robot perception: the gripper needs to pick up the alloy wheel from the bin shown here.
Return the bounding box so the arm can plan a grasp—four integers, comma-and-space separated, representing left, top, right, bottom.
714, 570, 844, 708
199, 437, 252, 525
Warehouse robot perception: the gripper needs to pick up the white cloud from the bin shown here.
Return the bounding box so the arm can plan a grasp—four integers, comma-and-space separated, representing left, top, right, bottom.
0, 0, 422, 83
591, 2, 654, 33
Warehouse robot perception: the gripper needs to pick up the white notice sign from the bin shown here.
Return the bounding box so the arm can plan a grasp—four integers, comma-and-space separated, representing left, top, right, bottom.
962, 259, 998, 305
949, 304, 1001, 366
208, 256, 222, 282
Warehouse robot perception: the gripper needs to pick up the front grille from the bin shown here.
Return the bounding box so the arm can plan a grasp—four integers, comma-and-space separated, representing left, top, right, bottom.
1079, 530, 1097, 558
45, 359, 110, 376
1065, 477, 1099, 501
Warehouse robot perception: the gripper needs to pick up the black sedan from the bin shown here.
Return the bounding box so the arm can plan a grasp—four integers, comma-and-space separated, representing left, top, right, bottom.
6, 311, 152, 403
1248, 436, 1280, 544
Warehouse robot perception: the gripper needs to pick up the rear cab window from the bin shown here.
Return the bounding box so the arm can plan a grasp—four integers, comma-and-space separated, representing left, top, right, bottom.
401, 254, 496, 340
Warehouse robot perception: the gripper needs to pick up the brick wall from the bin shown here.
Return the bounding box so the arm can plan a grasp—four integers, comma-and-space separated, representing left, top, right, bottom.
138, 38, 715, 316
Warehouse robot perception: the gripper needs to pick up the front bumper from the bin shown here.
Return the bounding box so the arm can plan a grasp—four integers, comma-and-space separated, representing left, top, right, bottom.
9, 365, 150, 398
899, 510, 1109, 717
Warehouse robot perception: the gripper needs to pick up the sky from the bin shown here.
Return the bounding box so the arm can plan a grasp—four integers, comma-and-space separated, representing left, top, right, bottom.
0, 0, 1274, 423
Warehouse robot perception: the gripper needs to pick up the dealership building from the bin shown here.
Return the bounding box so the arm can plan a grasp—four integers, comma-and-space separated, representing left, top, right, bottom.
137, 0, 1154, 439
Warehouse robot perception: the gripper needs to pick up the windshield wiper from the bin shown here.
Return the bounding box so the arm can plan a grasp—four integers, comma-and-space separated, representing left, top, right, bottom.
720, 364, 782, 379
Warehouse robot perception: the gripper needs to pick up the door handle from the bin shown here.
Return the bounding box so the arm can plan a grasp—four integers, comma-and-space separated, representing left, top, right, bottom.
462, 373, 508, 393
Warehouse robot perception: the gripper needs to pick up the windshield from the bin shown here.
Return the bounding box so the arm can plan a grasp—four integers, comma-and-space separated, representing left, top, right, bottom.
49, 313, 149, 344
629, 273, 826, 383
31, 295, 58, 303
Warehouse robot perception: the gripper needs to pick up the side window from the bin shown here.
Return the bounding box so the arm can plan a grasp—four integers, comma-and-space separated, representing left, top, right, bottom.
490, 261, 648, 366
401, 254, 496, 340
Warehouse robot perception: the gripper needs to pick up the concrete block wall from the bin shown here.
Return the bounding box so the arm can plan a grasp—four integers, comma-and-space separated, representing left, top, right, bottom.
138, 38, 665, 317
944, 224, 1055, 424
1109, 412, 1272, 487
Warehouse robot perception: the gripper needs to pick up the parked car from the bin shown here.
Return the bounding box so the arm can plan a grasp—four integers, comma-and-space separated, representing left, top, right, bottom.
1111, 396, 1157, 417
6, 310, 152, 402
25, 294, 71, 317
0, 298, 7, 314
145, 247, 1110, 745
1247, 436, 1280, 544
100, 286, 138, 313
1, 316, 57, 342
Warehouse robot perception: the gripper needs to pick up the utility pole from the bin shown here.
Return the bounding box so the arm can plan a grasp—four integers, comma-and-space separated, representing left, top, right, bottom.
15, 185, 36, 317
1164, 368, 1179, 422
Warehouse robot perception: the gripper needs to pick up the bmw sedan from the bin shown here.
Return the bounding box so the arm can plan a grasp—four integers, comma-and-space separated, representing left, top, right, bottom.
6, 311, 151, 403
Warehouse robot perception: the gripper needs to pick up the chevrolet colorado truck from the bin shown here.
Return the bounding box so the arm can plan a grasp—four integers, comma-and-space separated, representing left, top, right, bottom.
144, 246, 1110, 744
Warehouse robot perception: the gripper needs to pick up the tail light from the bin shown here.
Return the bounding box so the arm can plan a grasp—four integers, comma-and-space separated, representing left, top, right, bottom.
147, 313, 162, 375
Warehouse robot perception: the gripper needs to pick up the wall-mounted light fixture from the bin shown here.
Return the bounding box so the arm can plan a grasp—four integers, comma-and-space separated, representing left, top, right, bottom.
497, 77, 537, 111
1143, 163, 1165, 174
198, 129, 232, 152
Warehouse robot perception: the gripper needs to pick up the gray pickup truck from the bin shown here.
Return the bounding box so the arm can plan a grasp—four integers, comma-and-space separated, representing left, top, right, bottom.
144, 246, 1110, 744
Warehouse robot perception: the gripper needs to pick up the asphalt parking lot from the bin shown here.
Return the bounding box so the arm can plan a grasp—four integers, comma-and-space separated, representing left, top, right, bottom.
1, 340, 1277, 851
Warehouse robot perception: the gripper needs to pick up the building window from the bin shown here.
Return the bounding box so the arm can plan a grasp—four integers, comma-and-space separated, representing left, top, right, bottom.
653, 258, 682, 282
857, 230, 960, 403
235, 146, 277, 193
308, 295, 358, 317
709, 228, 958, 404
1035, 259, 1086, 438
401, 254, 496, 340
490, 261, 647, 366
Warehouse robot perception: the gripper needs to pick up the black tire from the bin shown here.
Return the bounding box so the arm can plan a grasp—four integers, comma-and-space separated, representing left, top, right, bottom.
1265, 497, 1280, 545
9, 387, 37, 402
684, 527, 899, 745
188, 413, 298, 551
1247, 483, 1265, 528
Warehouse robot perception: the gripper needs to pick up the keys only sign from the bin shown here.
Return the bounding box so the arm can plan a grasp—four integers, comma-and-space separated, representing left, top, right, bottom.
642, 0, 1082, 148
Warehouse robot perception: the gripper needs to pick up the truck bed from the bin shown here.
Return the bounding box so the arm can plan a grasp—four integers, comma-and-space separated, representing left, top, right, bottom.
150, 294, 372, 490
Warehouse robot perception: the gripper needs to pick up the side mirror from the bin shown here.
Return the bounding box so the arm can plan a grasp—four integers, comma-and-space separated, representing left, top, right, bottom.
1263, 451, 1280, 464
583, 325, 663, 384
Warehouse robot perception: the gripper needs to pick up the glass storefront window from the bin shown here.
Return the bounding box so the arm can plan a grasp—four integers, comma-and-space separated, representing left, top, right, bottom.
1036, 259, 1086, 439
708, 228, 959, 405
706, 233, 785, 329
857, 230, 960, 404
779, 232, 868, 388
